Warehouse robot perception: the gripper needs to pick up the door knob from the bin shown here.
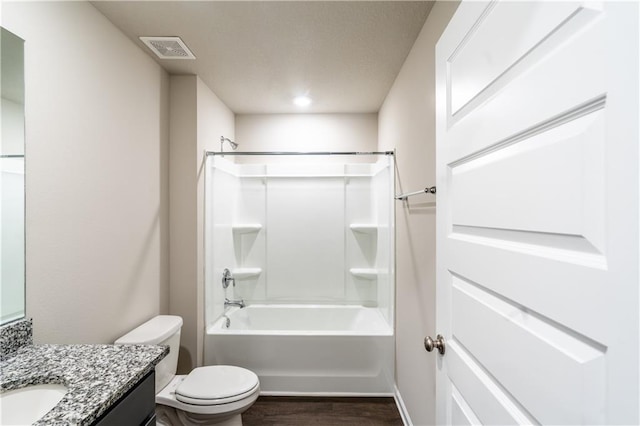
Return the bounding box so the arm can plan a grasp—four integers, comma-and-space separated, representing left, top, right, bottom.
424, 334, 445, 355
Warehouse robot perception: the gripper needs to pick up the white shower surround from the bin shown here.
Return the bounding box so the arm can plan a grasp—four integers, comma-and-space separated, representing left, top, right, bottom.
205, 305, 394, 396
205, 155, 395, 320
204, 154, 395, 395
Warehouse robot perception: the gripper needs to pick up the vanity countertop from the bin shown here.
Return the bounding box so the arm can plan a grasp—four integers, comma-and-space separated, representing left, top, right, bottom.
0, 343, 168, 425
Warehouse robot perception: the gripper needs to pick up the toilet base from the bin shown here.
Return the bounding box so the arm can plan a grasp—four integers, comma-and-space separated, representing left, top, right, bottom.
156, 404, 243, 426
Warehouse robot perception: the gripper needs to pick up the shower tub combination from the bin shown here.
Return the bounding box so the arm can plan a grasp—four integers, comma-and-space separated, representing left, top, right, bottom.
204, 152, 395, 396
204, 304, 394, 396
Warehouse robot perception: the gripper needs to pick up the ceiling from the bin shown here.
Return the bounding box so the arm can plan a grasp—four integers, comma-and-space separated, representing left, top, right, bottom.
91, 1, 434, 114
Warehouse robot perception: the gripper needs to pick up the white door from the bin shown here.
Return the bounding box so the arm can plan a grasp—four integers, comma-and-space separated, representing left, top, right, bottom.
435, 1, 639, 424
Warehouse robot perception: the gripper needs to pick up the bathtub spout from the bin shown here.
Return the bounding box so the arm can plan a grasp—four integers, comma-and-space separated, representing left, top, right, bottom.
225, 297, 245, 308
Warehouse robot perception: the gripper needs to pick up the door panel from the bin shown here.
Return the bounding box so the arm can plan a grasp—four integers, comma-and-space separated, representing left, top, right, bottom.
449, 2, 588, 115
436, 1, 638, 424
451, 385, 481, 426
446, 5, 605, 161
448, 340, 534, 425
448, 238, 607, 338
450, 111, 605, 252
453, 275, 605, 425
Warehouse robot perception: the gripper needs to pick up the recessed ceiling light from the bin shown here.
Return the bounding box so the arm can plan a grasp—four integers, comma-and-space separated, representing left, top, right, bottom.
293, 96, 312, 107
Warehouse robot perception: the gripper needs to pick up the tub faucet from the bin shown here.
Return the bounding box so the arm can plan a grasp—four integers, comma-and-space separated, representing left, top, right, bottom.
222, 268, 235, 289
225, 297, 245, 308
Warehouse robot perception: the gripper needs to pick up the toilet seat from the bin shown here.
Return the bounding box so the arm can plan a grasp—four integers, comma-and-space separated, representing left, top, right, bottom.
156, 368, 261, 416
176, 366, 260, 406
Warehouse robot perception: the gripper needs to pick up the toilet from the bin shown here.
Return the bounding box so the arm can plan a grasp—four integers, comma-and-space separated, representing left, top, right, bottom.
115, 315, 259, 426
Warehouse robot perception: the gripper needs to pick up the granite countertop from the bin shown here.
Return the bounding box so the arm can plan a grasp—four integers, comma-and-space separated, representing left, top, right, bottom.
0, 344, 168, 425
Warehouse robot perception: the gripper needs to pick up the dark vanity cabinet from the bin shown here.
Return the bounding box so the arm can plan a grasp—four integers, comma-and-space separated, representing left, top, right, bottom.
94, 371, 156, 426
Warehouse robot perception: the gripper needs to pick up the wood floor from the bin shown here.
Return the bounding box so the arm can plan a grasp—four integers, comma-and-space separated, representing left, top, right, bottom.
242, 396, 404, 426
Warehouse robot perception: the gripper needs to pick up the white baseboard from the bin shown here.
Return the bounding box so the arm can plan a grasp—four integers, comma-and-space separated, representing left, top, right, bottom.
394, 385, 412, 426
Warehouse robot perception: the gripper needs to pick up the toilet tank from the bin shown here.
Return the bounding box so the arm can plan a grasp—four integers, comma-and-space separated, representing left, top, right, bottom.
115, 315, 183, 394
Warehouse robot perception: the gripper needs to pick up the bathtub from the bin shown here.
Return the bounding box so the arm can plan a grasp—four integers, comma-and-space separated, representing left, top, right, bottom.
204, 304, 394, 396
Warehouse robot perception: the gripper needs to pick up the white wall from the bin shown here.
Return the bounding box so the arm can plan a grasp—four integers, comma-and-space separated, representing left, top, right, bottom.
378, 2, 459, 425
2, 1, 170, 343
236, 113, 378, 154
169, 76, 198, 372
170, 75, 234, 372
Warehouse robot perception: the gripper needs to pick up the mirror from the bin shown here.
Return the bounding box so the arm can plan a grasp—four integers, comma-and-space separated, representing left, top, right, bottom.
1, 27, 26, 325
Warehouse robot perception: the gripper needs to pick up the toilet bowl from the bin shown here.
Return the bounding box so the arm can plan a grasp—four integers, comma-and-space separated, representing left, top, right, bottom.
155, 367, 260, 426
115, 315, 259, 426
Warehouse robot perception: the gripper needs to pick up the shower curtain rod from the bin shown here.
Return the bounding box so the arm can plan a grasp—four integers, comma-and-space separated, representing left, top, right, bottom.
395, 186, 437, 200
205, 151, 394, 156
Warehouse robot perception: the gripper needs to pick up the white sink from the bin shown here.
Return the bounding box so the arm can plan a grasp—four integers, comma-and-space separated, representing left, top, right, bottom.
0, 383, 68, 425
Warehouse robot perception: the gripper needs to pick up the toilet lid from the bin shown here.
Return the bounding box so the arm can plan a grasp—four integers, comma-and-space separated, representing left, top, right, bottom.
175, 366, 259, 406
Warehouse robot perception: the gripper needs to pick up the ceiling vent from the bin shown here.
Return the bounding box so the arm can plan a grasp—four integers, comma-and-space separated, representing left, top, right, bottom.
139, 36, 196, 60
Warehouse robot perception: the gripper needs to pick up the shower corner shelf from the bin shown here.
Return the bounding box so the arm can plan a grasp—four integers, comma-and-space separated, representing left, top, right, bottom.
232, 224, 262, 234
231, 268, 262, 279
349, 224, 378, 234
349, 268, 378, 280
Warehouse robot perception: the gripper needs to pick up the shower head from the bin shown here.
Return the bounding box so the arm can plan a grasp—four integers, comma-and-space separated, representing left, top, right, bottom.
220, 136, 238, 151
